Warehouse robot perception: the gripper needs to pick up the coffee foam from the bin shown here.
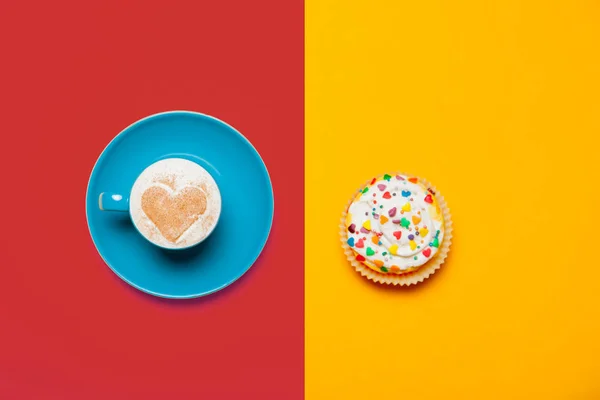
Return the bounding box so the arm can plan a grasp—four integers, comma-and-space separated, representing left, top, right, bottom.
130, 158, 221, 249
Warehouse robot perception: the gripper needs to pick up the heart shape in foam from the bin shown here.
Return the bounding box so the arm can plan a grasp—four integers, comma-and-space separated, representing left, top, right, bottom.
141, 186, 207, 243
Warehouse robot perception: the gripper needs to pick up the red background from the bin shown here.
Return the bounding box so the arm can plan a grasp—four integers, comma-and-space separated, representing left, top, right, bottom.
0, 1, 303, 398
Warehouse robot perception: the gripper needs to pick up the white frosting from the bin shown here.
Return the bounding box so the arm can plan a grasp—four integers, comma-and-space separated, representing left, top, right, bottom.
346, 174, 444, 273
130, 158, 221, 249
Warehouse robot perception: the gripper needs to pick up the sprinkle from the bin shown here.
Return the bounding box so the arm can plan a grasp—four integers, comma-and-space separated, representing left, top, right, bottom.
389, 244, 398, 255
371, 235, 379, 245
409, 240, 417, 250
402, 202, 411, 212
396, 175, 404, 180
388, 207, 397, 217
400, 218, 410, 228
420, 227, 429, 237
412, 215, 421, 224
415, 231, 420, 236
390, 266, 400, 273
355, 239, 364, 248
424, 194, 433, 204
372, 193, 376, 197
362, 187, 369, 194
392, 219, 401, 224
408, 234, 415, 240
380, 205, 383, 208
374, 260, 384, 267
373, 213, 379, 219
362, 220, 371, 230
370, 178, 377, 185
393, 193, 396, 196
348, 223, 356, 233
383, 192, 392, 199
356, 255, 366, 261
408, 177, 418, 183
360, 227, 369, 233
382, 252, 387, 256
347, 237, 355, 247
380, 266, 388, 272
422, 248, 431, 257
401, 190, 411, 197
383, 174, 392, 181
377, 184, 387, 191
380, 215, 389, 224
431, 237, 439, 248
366, 247, 375, 256
413, 256, 417, 260
393, 231, 402, 240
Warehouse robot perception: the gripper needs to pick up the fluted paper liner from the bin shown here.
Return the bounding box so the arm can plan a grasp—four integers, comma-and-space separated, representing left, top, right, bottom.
340, 173, 452, 286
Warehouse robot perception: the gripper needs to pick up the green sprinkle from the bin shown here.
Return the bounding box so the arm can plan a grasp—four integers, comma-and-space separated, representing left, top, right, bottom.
414, 256, 418, 260
400, 218, 410, 228
417, 246, 420, 249
383, 174, 392, 181
431, 237, 439, 248
380, 266, 388, 272
362, 187, 369, 194
382, 252, 387, 256
366, 247, 375, 256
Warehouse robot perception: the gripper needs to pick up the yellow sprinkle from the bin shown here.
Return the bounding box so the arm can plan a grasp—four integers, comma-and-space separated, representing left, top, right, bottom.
420, 227, 429, 237
389, 244, 398, 255
409, 240, 417, 251
402, 202, 411, 212
363, 220, 371, 230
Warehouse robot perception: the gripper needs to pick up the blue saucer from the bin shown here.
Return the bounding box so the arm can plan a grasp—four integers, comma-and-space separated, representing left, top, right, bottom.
86, 111, 274, 299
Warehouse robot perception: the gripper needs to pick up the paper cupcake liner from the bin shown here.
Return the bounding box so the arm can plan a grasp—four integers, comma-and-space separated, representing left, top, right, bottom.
340, 172, 452, 286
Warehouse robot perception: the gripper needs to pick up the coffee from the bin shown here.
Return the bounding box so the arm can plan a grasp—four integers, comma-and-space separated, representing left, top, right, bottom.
129, 158, 221, 249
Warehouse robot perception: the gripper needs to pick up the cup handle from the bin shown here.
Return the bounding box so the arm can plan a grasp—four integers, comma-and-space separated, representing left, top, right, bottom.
99, 192, 129, 212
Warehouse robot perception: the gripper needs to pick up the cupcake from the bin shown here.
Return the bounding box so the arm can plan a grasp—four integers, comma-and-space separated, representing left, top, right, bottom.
341, 173, 452, 285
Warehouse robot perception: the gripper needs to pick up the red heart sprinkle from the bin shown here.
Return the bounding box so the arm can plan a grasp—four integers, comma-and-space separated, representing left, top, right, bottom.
355, 239, 365, 248
422, 248, 431, 257
393, 231, 402, 240
383, 192, 392, 199
356, 254, 366, 261
424, 194, 433, 204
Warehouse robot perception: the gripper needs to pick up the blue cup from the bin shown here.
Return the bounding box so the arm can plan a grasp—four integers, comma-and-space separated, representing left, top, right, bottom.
98, 158, 222, 250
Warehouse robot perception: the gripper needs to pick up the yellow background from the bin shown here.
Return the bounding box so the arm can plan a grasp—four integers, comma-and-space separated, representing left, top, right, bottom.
306, 0, 600, 398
